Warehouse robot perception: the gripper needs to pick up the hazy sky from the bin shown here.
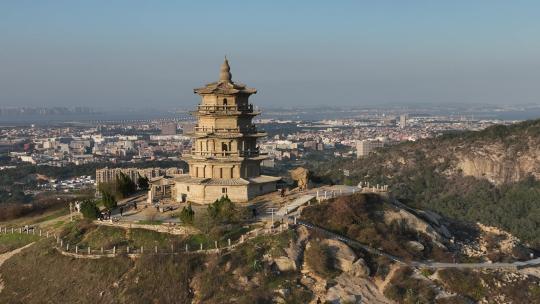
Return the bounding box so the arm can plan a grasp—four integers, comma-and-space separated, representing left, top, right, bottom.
1, 1, 539, 109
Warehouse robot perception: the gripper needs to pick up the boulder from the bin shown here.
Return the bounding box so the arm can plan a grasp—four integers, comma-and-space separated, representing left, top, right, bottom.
348, 258, 370, 277
406, 241, 425, 252
326, 285, 360, 304
274, 256, 297, 272
321, 239, 357, 272
384, 209, 447, 248
290, 167, 310, 190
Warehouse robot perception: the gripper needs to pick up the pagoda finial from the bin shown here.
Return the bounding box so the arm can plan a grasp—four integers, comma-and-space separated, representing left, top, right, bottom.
219, 56, 232, 82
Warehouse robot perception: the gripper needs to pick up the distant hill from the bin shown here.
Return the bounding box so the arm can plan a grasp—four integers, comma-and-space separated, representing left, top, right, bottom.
307, 119, 540, 248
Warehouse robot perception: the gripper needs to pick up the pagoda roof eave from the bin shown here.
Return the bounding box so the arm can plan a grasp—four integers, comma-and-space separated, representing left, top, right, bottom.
194, 80, 257, 95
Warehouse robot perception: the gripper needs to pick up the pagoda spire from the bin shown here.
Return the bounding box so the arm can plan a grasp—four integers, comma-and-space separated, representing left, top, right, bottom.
219, 56, 232, 82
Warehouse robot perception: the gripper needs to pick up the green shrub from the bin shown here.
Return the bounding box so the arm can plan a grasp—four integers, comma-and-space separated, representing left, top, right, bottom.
137, 174, 149, 190
115, 172, 137, 197
180, 203, 195, 224
207, 196, 238, 223
100, 190, 117, 210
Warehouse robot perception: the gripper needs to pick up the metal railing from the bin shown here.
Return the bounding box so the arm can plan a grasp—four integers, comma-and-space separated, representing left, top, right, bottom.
197, 104, 254, 113
189, 149, 261, 158
193, 125, 257, 134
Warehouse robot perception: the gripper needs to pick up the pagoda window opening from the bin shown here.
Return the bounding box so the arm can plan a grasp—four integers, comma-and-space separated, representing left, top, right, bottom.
223, 98, 228, 106
222, 143, 228, 156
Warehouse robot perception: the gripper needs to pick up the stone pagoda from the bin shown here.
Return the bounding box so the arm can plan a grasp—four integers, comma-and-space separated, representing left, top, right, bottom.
173, 58, 280, 204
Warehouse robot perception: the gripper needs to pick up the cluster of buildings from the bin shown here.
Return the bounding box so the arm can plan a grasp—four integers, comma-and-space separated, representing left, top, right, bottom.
95, 167, 184, 186
257, 116, 516, 160
38, 175, 96, 192
1, 123, 192, 166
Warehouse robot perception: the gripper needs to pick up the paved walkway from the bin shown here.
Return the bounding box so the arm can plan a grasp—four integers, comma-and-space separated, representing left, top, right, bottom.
275, 194, 315, 216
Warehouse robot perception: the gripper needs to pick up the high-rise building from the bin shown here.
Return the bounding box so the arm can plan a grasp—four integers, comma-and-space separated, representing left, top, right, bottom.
172, 58, 280, 204
356, 140, 385, 158
399, 114, 408, 129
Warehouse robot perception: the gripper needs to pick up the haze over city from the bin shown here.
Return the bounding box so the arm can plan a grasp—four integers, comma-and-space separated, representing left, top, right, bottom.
2, 2, 540, 304
1, 1, 540, 109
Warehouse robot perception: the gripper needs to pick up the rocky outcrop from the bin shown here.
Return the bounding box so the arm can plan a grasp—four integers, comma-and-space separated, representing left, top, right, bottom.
349, 258, 370, 277
384, 209, 447, 248
455, 141, 540, 185
285, 226, 310, 270
320, 239, 357, 272
273, 256, 296, 272
326, 273, 394, 304
290, 167, 310, 190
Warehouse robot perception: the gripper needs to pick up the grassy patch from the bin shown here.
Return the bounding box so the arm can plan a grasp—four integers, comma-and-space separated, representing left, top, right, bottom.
128, 228, 184, 249
0, 240, 133, 304
121, 253, 202, 303
53, 220, 65, 228
383, 267, 437, 304
0, 233, 41, 254
31, 208, 69, 223
137, 220, 163, 225
80, 225, 128, 248
437, 269, 486, 301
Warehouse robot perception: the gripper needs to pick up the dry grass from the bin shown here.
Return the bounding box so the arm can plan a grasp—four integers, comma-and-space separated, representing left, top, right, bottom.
0, 240, 133, 304
0, 233, 41, 254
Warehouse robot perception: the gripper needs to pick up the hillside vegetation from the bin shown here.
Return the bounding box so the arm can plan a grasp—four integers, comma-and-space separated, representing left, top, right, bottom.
307, 119, 540, 248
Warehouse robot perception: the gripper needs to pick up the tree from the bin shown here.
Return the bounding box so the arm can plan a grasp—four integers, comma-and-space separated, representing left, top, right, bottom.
179, 203, 195, 225
80, 200, 99, 220
115, 172, 137, 197
207, 196, 236, 223
101, 190, 117, 210
137, 174, 149, 190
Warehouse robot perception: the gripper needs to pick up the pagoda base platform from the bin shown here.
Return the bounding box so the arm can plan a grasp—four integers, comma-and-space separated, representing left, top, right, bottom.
172, 174, 281, 204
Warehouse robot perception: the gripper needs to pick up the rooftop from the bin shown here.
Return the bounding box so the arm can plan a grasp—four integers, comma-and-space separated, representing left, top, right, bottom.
194, 57, 257, 96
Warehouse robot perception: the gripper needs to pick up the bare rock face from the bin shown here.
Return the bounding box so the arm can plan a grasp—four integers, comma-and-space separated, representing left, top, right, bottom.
326, 273, 394, 304
455, 140, 540, 185
349, 258, 370, 277
384, 209, 447, 248
273, 256, 297, 272
320, 239, 357, 272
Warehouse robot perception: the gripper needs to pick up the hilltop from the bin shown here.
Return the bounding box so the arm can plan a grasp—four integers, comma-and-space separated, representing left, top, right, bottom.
307, 119, 540, 249
1, 192, 540, 303
1, 120, 540, 303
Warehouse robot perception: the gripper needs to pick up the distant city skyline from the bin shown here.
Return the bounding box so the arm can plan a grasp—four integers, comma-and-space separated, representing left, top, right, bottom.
1, 1, 539, 108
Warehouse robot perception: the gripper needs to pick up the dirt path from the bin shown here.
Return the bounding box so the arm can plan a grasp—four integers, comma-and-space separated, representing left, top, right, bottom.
0, 242, 35, 294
